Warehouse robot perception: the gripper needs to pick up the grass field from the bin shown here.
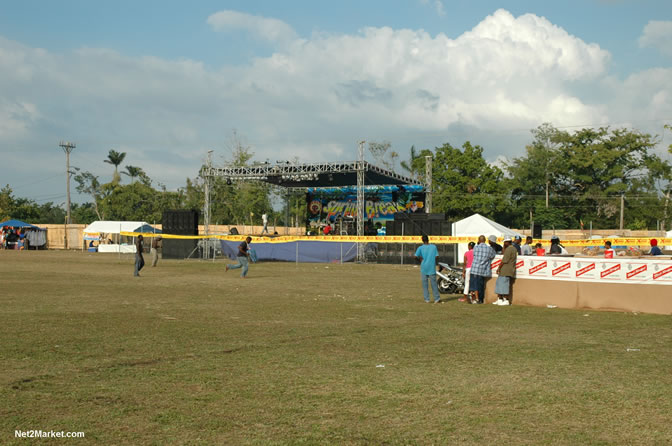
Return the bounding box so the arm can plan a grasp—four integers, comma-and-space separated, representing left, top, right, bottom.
1, 250, 671, 445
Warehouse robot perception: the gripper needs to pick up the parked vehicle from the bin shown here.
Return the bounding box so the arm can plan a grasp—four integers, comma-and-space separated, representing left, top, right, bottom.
436, 262, 464, 294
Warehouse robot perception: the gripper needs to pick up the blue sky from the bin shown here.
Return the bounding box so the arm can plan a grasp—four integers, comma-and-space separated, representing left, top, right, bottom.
0, 0, 671, 203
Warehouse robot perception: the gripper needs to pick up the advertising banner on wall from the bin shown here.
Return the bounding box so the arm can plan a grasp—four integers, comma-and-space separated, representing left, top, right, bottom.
493, 254, 672, 286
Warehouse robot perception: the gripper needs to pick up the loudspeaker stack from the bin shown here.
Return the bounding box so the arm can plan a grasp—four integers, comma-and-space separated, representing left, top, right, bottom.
162, 210, 199, 259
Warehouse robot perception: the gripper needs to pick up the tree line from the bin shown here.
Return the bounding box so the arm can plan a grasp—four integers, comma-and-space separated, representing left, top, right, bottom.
2, 124, 671, 230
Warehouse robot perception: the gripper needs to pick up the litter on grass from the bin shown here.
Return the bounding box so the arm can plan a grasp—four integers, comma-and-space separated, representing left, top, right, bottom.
376, 364, 385, 368
626, 348, 641, 352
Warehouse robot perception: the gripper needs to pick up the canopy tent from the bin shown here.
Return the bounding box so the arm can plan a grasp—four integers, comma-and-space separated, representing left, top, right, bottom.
1, 219, 47, 248
83, 221, 161, 253
0, 219, 41, 229
83, 221, 161, 235
451, 213, 519, 261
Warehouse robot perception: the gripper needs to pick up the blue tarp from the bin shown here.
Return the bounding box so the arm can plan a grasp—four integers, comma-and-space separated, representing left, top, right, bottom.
135, 224, 162, 234
0, 219, 41, 229
221, 240, 358, 263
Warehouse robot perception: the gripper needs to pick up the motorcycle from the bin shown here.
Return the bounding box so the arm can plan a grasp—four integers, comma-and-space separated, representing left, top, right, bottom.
436, 262, 464, 295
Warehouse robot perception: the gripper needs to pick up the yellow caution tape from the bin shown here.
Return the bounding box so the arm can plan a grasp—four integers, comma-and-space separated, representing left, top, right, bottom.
119, 232, 672, 246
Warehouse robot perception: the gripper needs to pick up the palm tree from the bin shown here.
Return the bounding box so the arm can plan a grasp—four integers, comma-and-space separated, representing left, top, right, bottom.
400, 145, 421, 179
122, 165, 144, 183
104, 149, 127, 179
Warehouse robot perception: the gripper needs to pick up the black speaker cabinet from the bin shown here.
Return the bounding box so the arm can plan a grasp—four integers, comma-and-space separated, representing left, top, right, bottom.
162, 210, 199, 235
162, 238, 198, 259
533, 223, 542, 239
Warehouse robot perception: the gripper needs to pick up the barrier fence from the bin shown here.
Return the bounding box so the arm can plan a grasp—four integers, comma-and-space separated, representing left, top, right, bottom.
118, 232, 672, 247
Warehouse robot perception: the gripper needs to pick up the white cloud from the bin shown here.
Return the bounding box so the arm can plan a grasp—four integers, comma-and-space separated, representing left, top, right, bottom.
420, 0, 446, 17
1, 9, 669, 201
207, 10, 297, 45
639, 20, 672, 57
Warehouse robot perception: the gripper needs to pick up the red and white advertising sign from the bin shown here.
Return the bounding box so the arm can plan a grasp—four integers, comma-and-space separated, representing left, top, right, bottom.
652, 264, 672, 283
551, 261, 572, 279
575, 262, 597, 279
599, 262, 622, 281
528, 260, 548, 277
490, 255, 672, 286
625, 263, 648, 282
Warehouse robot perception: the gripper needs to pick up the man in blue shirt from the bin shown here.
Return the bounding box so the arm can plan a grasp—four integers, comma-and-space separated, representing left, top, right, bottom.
470, 235, 496, 304
414, 234, 441, 303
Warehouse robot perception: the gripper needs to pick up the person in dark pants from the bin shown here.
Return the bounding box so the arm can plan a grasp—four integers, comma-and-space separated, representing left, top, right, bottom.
134, 235, 145, 277
226, 236, 252, 278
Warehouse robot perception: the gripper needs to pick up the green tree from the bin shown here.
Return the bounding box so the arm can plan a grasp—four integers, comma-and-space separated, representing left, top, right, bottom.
74, 171, 106, 220
121, 165, 145, 183
0, 184, 15, 220
430, 141, 508, 222
104, 149, 127, 184
400, 145, 424, 179
509, 125, 666, 229
507, 123, 565, 228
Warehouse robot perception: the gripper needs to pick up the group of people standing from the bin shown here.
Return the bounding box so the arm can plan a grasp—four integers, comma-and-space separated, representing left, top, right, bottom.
1, 227, 28, 250
416, 234, 568, 306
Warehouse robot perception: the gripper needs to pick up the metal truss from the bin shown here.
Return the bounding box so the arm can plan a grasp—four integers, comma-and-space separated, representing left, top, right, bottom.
204, 160, 421, 186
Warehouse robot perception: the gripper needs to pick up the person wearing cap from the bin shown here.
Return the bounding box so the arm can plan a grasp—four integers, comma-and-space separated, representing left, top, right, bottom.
414, 234, 442, 303
549, 235, 562, 254
649, 239, 662, 256
521, 235, 534, 256
470, 235, 496, 304
494, 237, 517, 306
512, 235, 522, 255
488, 235, 502, 254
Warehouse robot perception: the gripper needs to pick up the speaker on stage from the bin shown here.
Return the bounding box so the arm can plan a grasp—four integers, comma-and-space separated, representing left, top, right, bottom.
533, 223, 542, 239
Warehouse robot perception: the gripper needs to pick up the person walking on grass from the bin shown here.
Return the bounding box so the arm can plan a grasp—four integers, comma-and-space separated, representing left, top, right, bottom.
414, 234, 441, 304
261, 213, 269, 235
470, 235, 496, 304
151, 236, 162, 267
226, 236, 252, 278
134, 235, 145, 277
494, 237, 517, 306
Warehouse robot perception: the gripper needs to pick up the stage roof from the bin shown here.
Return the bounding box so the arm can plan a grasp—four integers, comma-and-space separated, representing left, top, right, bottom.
206, 161, 422, 188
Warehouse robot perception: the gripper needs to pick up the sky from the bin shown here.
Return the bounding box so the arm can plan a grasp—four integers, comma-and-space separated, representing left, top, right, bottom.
1, 0, 671, 204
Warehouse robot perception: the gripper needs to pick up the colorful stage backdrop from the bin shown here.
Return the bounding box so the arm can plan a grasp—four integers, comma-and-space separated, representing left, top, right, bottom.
306, 185, 425, 233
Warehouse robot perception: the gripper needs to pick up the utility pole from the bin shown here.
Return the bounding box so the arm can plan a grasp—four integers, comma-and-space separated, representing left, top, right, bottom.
203, 150, 213, 259
545, 180, 549, 208
357, 140, 365, 262
59, 141, 76, 224
425, 155, 432, 213
204, 150, 213, 236
59, 141, 75, 249
619, 194, 625, 232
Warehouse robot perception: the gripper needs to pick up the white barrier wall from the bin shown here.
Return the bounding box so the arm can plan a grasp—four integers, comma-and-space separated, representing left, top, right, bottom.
491, 255, 672, 285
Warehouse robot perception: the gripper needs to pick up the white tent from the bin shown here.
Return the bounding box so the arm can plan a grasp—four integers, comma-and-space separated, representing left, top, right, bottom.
451, 213, 519, 262
83, 221, 160, 253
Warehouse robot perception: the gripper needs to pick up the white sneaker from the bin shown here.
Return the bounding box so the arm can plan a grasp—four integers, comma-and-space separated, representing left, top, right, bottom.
499, 299, 510, 306
493, 298, 502, 305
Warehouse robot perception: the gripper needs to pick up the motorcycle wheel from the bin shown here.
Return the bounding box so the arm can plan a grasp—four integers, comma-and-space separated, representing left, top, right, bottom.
437, 277, 456, 294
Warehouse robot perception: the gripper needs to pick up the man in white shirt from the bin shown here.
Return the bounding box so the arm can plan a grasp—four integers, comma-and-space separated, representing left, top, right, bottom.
261, 213, 269, 234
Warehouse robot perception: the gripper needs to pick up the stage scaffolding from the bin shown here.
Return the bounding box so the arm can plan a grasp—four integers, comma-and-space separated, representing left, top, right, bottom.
202, 157, 425, 262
